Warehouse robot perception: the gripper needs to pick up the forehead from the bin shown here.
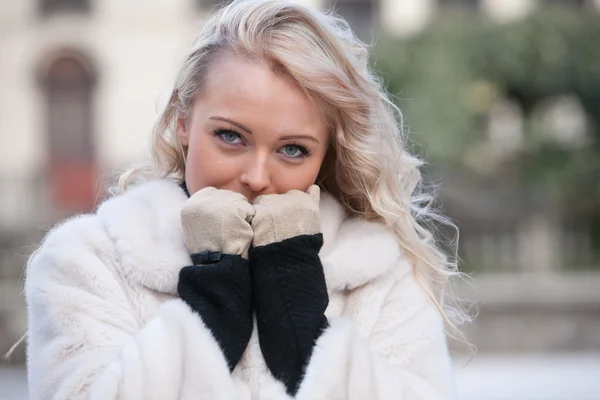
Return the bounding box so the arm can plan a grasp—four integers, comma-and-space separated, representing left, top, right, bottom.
198, 53, 327, 136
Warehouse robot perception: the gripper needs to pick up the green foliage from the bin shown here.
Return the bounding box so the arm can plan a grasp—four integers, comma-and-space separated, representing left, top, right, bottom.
374, 10, 600, 203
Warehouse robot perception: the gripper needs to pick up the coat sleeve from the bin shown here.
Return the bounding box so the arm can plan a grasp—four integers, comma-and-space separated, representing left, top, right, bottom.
295, 265, 456, 400
25, 215, 240, 400
250, 233, 455, 399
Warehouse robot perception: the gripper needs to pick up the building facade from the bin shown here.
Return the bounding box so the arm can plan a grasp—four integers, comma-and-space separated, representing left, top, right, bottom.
1, 0, 599, 363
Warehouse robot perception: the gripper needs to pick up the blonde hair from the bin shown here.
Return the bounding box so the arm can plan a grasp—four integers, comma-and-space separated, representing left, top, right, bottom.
118, 0, 469, 337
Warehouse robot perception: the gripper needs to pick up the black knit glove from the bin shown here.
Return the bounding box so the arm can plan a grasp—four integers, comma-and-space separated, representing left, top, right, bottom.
178, 254, 253, 372
249, 233, 329, 396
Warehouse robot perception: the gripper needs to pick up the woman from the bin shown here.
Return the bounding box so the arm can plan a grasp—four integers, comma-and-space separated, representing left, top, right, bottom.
25, 0, 463, 399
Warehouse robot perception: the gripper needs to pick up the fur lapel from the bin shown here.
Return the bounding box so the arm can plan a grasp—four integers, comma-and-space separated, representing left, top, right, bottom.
96, 179, 400, 295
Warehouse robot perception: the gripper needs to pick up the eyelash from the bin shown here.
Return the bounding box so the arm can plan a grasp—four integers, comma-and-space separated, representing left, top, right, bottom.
212, 128, 312, 158
213, 129, 243, 144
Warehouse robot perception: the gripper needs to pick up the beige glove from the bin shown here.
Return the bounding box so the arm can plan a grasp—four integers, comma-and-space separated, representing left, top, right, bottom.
252, 185, 321, 247
181, 187, 255, 259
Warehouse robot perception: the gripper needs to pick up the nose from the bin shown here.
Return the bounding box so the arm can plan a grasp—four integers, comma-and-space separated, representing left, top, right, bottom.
240, 153, 271, 195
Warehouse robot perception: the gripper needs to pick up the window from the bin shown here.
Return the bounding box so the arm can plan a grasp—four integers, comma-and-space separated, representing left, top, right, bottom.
45, 57, 95, 160
330, 0, 379, 43
41, 53, 98, 213
39, 0, 90, 16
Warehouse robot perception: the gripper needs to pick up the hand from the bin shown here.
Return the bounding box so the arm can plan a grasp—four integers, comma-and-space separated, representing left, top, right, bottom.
251, 185, 321, 247
180, 187, 255, 258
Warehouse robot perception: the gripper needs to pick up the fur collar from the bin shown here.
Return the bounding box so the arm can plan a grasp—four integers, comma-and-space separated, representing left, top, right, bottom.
97, 180, 401, 295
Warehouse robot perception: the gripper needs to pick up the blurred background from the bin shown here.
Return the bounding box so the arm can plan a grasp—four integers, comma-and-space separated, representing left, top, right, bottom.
1, 0, 599, 399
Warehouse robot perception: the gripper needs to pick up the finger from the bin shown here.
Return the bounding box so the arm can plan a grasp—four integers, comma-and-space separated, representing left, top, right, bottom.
252, 193, 273, 206
193, 186, 218, 197
307, 184, 320, 203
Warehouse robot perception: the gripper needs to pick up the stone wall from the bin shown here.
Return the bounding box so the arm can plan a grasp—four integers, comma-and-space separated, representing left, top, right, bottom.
452, 272, 600, 354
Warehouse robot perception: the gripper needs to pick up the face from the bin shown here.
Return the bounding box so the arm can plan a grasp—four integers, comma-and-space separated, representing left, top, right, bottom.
177, 53, 330, 202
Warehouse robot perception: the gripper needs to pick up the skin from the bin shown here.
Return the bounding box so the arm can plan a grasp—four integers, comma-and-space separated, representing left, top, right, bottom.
177, 53, 330, 203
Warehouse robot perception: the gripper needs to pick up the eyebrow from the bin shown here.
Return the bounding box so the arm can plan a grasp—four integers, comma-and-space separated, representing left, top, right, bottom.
210, 116, 321, 144
279, 135, 320, 144
210, 116, 252, 134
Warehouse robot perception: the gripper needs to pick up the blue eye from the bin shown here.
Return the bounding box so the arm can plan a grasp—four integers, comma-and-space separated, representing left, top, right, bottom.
280, 144, 310, 159
215, 129, 243, 144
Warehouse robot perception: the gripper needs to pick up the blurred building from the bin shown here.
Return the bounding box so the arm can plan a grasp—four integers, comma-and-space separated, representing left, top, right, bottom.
1, 0, 599, 381
0, 0, 195, 360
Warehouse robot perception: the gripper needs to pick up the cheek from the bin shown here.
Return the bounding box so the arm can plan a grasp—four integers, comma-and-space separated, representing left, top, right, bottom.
184, 136, 241, 194
271, 158, 324, 193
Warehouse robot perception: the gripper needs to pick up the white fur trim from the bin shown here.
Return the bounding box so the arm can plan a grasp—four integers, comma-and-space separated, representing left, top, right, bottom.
319, 212, 401, 291
97, 180, 190, 294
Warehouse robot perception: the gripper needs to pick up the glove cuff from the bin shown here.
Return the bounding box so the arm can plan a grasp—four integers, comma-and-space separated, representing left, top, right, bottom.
178, 255, 253, 371
249, 233, 328, 395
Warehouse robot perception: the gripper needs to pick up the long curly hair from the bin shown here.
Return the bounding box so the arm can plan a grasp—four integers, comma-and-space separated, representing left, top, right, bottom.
118, 0, 470, 338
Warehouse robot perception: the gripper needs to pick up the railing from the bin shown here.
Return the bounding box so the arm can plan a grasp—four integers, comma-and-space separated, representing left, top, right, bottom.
0, 172, 52, 231
458, 221, 599, 273
439, 180, 600, 274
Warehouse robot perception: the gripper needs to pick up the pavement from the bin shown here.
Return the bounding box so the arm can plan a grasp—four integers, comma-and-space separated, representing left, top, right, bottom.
0, 365, 27, 400
455, 354, 600, 400
1, 354, 599, 400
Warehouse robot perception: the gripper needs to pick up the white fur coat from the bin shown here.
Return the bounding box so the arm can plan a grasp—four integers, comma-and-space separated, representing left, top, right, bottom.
25, 179, 456, 399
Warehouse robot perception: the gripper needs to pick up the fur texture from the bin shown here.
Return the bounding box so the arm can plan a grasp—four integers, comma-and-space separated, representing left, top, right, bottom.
25, 179, 455, 399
